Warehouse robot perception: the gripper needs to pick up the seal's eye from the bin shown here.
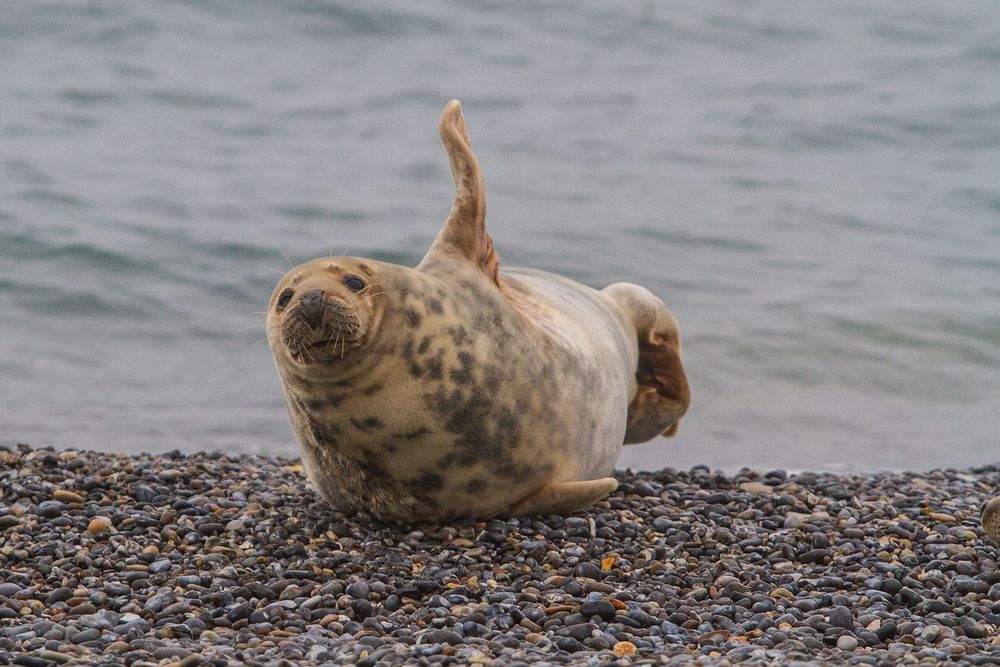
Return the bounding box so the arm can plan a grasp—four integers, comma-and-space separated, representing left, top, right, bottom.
276, 288, 294, 311
343, 275, 366, 292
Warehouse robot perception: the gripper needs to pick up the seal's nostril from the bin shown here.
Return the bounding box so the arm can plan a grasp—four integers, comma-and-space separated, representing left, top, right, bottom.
296, 289, 326, 330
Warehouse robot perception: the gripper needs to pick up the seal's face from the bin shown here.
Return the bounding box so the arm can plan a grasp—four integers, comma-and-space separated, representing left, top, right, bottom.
267, 258, 384, 369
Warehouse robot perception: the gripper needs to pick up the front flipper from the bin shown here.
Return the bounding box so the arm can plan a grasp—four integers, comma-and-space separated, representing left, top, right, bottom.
505, 478, 619, 516
419, 99, 501, 286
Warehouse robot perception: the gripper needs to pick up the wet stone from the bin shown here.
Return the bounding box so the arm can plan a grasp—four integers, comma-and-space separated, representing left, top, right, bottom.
37, 501, 66, 519
829, 606, 853, 630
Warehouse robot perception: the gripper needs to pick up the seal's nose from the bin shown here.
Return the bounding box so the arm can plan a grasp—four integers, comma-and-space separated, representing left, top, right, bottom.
296, 289, 326, 330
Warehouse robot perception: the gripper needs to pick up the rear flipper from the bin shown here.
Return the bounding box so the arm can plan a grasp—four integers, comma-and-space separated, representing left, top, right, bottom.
603, 283, 690, 444
506, 478, 618, 516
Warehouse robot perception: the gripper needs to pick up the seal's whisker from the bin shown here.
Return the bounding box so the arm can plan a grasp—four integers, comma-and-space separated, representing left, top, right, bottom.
343, 281, 380, 307
358, 290, 387, 303
327, 331, 336, 358
277, 246, 296, 270
238, 323, 267, 333
336, 243, 356, 264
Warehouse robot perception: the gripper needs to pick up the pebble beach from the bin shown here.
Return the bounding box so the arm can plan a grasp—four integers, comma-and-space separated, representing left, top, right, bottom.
1, 444, 999, 666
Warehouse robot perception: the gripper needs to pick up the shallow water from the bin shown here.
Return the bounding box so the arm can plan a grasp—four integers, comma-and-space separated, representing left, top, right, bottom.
1, 1, 998, 472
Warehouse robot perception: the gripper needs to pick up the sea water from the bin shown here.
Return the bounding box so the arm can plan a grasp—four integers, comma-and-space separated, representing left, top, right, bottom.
1, 1, 998, 471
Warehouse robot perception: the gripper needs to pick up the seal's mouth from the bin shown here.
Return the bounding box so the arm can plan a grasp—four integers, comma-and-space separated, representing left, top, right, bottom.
279, 299, 367, 364
288, 335, 361, 362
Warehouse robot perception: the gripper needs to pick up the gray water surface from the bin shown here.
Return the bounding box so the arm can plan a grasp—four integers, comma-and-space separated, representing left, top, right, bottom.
2, 2, 999, 472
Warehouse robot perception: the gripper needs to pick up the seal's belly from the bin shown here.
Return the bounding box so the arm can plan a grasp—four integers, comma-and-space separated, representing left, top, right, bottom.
284, 266, 637, 520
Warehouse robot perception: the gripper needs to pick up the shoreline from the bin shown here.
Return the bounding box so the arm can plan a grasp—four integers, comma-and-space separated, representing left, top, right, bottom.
1, 444, 999, 665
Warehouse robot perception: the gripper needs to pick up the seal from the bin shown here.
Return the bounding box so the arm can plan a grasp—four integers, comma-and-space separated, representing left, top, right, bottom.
983, 497, 1000, 543
266, 99, 690, 521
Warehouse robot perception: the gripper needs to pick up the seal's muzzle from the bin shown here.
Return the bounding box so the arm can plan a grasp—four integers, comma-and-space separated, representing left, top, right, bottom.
294, 289, 327, 330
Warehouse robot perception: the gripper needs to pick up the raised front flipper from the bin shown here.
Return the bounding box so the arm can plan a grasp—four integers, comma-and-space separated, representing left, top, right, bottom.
419, 99, 501, 286
505, 478, 619, 516
604, 283, 690, 443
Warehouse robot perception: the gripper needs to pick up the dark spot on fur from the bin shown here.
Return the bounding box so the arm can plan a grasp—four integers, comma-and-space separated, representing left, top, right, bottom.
472, 314, 491, 334
351, 416, 384, 432
428, 297, 444, 314
357, 449, 388, 478
303, 414, 340, 446
447, 326, 471, 347
362, 382, 385, 396
418, 336, 431, 355
495, 407, 520, 448
425, 350, 444, 381
459, 278, 486, 302
395, 427, 431, 440
404, 307, 422, 328
449, 351, 475, 385
464, 478, 488, 494
483, 365, 503, 392
306, 394, 347, 410
400, 336, 425, 378
427, 385, 524, 469
495, 460, 541, 480
408, 471, 444, 492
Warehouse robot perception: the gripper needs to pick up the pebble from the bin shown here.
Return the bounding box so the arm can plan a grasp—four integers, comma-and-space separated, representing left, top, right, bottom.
52, 490, 83, 504
1, 443, 998, 665
837, 635, 859, 651
86, 517, 111, 534
829, 606, 853, 629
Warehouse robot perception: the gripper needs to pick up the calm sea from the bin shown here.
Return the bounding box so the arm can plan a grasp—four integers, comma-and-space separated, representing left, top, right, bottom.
2, 1, 998, 472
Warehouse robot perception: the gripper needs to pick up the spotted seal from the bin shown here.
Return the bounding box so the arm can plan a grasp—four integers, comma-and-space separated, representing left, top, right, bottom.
983, 498, 1000, 543
266, 99, 690, 521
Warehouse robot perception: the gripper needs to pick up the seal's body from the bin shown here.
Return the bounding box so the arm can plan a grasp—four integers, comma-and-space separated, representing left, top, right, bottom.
983, 498, 1000, 543
267, 100, 689, 521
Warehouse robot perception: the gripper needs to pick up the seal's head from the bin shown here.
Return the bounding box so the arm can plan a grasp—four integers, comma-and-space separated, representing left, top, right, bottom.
267, 257, 385, 371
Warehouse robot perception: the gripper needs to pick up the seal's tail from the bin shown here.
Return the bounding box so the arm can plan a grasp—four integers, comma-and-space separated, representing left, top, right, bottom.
603, 283, 690, 444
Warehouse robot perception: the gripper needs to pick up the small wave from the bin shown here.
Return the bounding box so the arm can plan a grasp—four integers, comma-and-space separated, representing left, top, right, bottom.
8, 284, 156, 320
271, 205, 367, 223
289, 2, 446, 38
0, 232, 147, 274
57, 88, 124, 106
17, 188, 89, 209
963, 45, 1000, 62
144, 88, 248, 110
705, 13, 822, 43
201, 240, 293, 262
629, 227, 765, 254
